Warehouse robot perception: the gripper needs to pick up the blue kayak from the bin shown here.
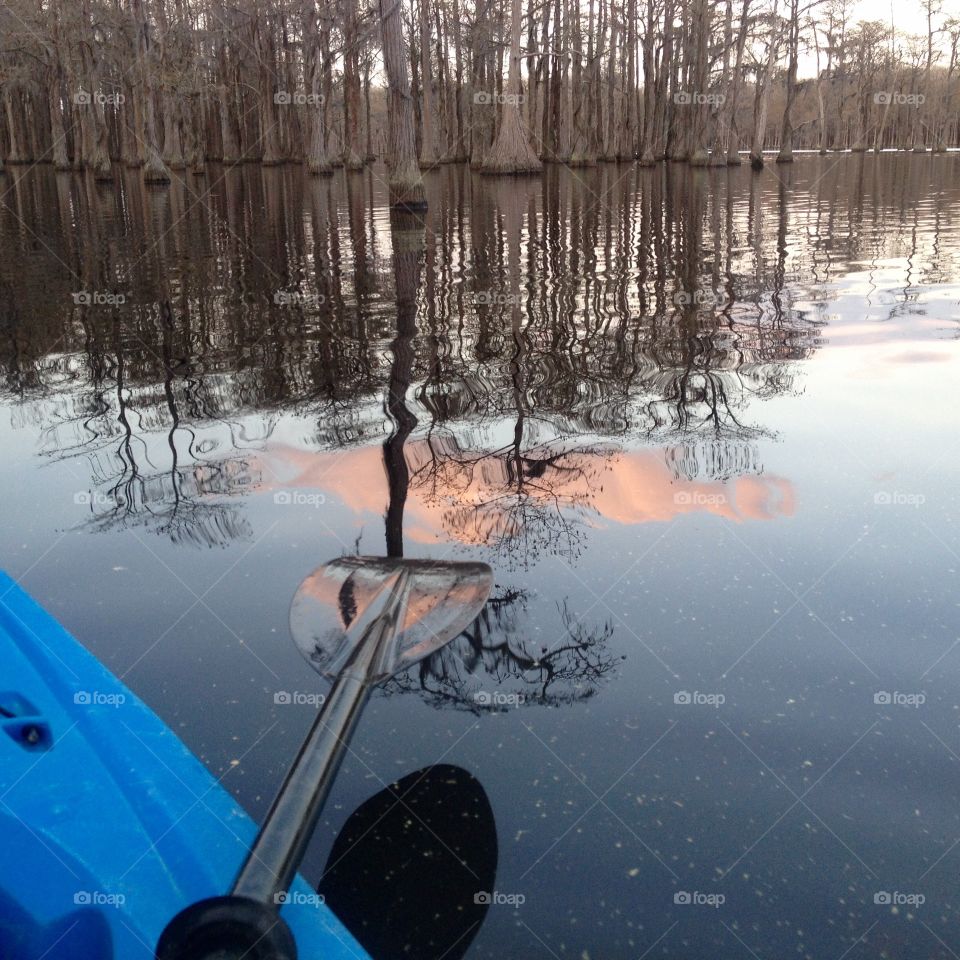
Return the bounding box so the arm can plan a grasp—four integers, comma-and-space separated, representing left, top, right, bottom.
0, 571, 367, 960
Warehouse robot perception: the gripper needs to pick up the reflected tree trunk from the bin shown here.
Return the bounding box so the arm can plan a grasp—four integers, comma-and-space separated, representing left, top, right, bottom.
383, 211, 424, 557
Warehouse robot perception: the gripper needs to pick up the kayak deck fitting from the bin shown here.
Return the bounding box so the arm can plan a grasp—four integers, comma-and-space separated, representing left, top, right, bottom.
0, 571, 367, 960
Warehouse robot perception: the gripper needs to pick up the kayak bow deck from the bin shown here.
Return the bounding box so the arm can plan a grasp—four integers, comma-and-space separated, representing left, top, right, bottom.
0, 571, 367, 960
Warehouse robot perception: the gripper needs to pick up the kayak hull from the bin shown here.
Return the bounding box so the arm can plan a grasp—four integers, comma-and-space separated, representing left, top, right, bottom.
0, 571, 366, 960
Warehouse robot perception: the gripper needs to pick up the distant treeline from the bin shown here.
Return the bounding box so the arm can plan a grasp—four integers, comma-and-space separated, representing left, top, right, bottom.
0, 0, 958, 186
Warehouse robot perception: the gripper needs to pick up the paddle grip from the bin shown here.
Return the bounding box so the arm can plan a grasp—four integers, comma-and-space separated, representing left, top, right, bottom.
155, 895, 297, 960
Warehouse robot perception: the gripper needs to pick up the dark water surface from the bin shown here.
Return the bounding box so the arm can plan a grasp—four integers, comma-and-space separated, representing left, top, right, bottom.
2, 156, 960, 958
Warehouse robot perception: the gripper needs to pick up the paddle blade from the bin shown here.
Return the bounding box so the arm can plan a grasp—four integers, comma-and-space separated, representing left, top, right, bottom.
290, 557, 493, 681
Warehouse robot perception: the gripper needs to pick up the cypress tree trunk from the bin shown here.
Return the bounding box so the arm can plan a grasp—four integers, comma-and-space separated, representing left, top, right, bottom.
548, 0, 570, 161
623, 0, 638, 159
255, 12, 284, 165
451, 0, 467, 160
364, 60, 375, 160
652, 0, 674, 160
538, 0, 554, 158
468, 0, 495, 166
750, 1, 780, 170
48, 76, 71, 171
162, 100, 186, 169
481, 0, 541, 173
130, 0, 170, 180
602, 2, 618, 160
379, 0, 427, 207
435, 2, 454, 159
724, 0, 751, 163
48, 1, 72, 171
321, 6, 339, 165
568, 0, 593, 165
638, 0, 657, 164
3, 93, 29, 164
343, 0, 365, 168
303, 0, 333, 173
185, 97, 206, 172
913, 1, 934, 151
419, 0, 439, 167
811, 19, 828, 154
776, 0, 799, 162
710, 0, 732, 164
687, 0, 710, 165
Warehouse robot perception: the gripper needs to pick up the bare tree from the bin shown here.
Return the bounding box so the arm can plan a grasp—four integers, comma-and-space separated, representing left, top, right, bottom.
776, 0, 801, 161
380, 0, 428, 206
481, 0, 541, 173
750, 0, 782, 169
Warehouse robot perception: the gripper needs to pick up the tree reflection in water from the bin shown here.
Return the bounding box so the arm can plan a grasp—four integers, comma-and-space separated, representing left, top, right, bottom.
0, 161, 854, 700
0, 161, 874, 697
385, 592, 620, 711
375, 202, 619, 708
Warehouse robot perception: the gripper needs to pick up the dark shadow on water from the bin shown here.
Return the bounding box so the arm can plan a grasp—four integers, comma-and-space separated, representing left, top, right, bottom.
318, 764, 497, 960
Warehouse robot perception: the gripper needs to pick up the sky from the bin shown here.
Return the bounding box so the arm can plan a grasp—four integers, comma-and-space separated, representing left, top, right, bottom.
838, 0, 956, 33
792, 0, 959, 77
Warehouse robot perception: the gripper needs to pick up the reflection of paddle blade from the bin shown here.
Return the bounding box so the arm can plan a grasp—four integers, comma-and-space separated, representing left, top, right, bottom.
290, 558, 493, 681
318, 764, 497, 960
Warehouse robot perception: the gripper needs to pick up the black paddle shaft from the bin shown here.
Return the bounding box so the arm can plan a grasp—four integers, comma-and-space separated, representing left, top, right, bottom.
231, 671, 371, 903
232, 571, 409, 904
156, 574, 408, 960
156, 673, 371, 960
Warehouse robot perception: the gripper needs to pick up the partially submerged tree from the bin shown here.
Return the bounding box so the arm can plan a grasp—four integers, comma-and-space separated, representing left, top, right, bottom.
481, 0, 541, 173
749, 0, 782, 169
380, 0, 427, 206
2, 0, 960, 178
776, 0, 801, 161
303, 0, 334, 174
129, 0, 170, 183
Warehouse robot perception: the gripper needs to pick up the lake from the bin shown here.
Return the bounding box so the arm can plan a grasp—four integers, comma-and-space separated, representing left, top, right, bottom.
2, 154, 959, 958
